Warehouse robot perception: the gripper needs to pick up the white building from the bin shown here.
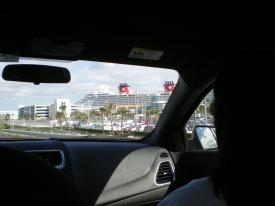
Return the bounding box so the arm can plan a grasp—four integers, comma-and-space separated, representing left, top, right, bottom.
16, 99, 84, 120
49, 99, 84, 119
18, 105, 49, 119
49, 99, 71, 119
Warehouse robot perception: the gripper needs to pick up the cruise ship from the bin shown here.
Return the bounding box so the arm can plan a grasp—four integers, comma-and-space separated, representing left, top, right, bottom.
76, 81, 176, 113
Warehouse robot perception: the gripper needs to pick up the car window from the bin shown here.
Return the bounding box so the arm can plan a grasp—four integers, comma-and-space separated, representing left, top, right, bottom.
184, 90, 217, 151
0, 57, 179, 140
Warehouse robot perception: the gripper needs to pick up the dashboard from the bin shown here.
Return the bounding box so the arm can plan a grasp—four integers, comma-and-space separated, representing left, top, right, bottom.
0, 139, 175, 205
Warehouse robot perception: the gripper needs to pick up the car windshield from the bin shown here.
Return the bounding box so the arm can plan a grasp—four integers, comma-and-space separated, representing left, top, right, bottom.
0, 57, 178, 140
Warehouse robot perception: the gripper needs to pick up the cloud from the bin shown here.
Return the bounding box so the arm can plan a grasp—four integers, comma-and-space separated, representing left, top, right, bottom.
0, 59, 178, 110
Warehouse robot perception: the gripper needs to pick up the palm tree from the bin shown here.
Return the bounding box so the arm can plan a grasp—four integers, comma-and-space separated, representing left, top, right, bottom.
106, 104, 115, 135
117, 108, 129, 135
59, 103, 67, 130
24, 114, 31, 121
22, 114, 31, 130
99, 107, 107, 134
5, 114, 11, 125
4, 114, 11, 129
89, 110, 101, 130
34, 114, 39, 120
56, 111, 65, 130
146, 108, 161, 123
196, 104, 204, 118
71, 111, 88, 128
145, 108, 159, 132
59, 103, 66, 114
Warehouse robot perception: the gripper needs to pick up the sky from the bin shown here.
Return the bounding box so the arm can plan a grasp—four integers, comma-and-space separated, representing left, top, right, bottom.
0, 58, 179, 111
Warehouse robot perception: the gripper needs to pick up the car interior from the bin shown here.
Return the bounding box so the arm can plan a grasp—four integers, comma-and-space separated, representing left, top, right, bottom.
0, 10, 228, 206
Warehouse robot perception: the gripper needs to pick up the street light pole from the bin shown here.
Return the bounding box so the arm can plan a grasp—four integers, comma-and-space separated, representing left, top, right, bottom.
204, 98, 207, 125
193, 110, 196, 129
11, 114, 15, 129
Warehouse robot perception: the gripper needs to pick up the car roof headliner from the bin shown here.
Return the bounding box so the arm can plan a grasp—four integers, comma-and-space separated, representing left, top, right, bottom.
0, 9, 224, 87
0, 10, 224, 63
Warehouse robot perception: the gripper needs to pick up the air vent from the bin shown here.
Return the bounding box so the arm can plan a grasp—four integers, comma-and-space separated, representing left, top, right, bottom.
155, 161, 174, 185
26, 150, 65, 170
160, 152, 169, 158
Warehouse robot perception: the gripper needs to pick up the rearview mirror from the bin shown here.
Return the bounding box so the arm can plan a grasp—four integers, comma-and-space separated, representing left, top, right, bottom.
193, 125, 218, 150
2, 64, 71, 84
